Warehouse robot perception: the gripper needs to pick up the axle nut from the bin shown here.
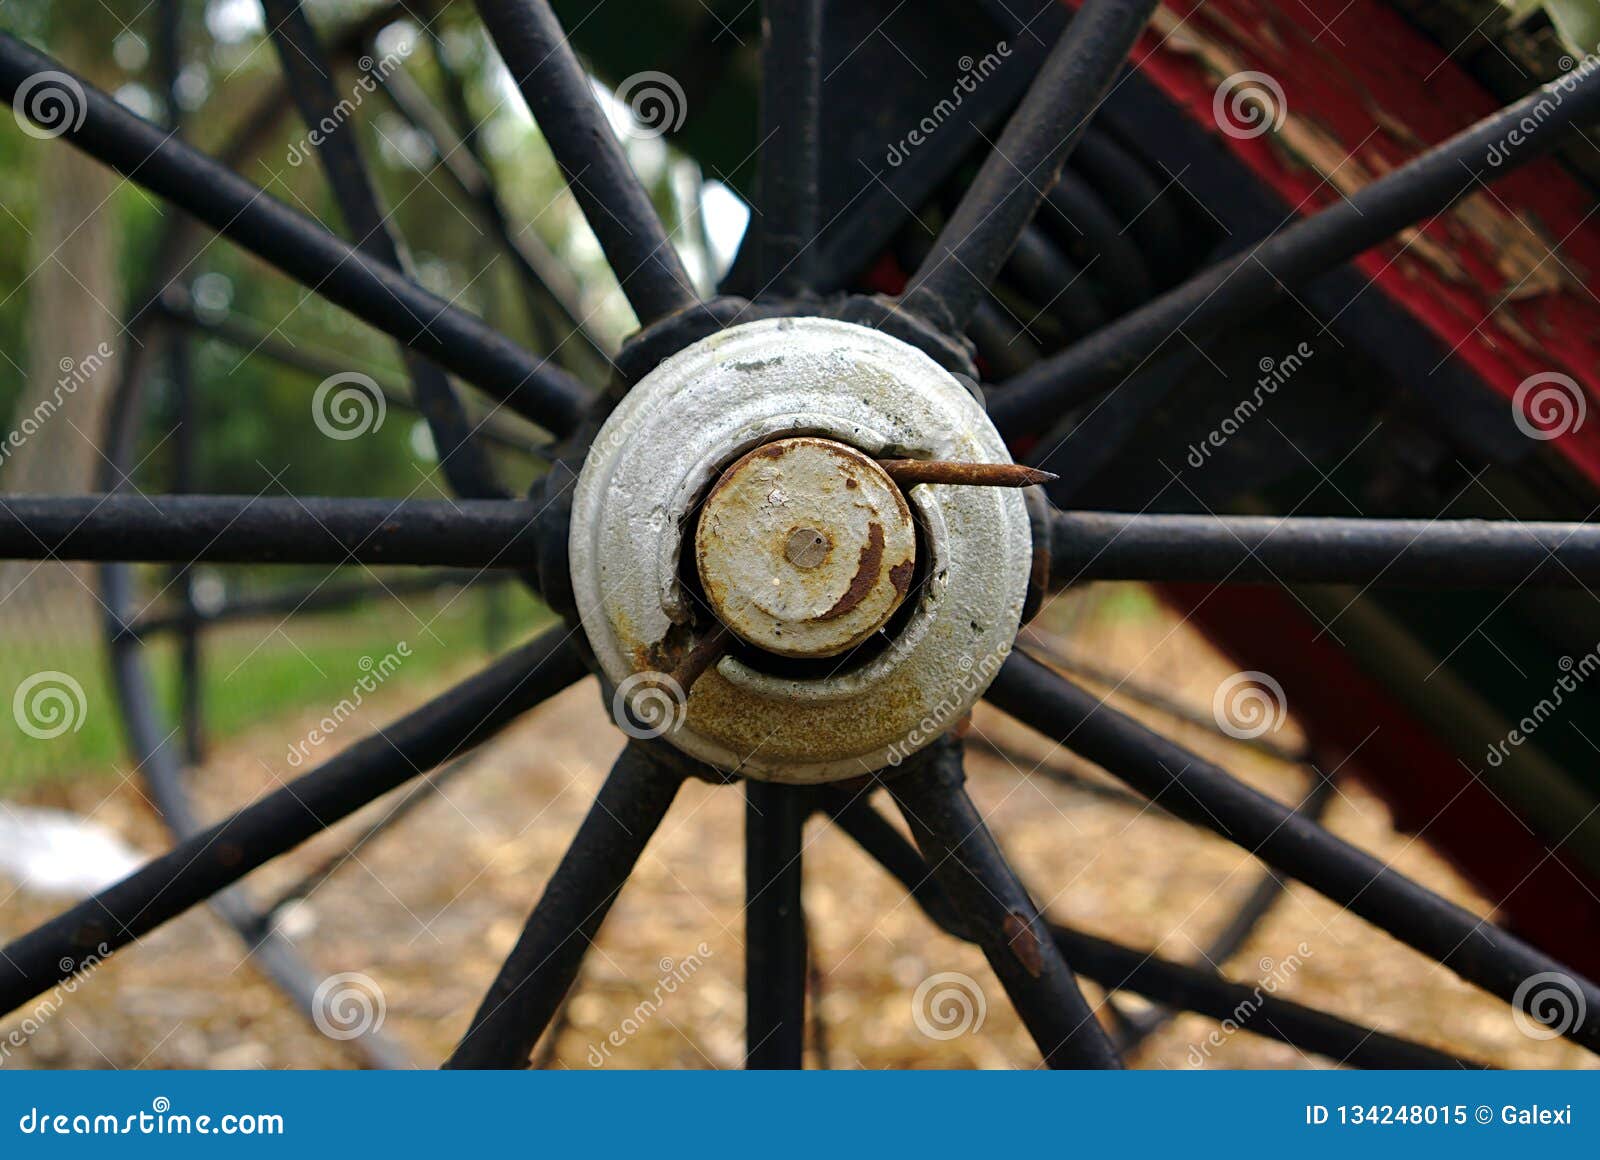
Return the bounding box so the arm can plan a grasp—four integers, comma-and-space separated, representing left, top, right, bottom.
696, 437, 916, 658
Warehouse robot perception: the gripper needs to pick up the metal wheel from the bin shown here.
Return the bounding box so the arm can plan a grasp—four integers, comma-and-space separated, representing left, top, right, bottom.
3, 0, 1600, 1070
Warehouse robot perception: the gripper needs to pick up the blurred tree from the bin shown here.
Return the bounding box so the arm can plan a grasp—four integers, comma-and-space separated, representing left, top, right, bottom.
0, 0, 731, 563
1, 1, 126, 616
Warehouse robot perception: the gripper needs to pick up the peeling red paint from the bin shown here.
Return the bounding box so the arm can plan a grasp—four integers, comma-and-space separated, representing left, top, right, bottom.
1093, 0, 1600, 483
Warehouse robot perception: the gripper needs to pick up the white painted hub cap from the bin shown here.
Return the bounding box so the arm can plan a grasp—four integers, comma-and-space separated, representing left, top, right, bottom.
569, 316, 1032, 784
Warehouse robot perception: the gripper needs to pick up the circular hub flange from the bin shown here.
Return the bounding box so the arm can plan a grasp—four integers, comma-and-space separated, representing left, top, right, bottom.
696, 437, 917, 659
569, 317, 1032, 784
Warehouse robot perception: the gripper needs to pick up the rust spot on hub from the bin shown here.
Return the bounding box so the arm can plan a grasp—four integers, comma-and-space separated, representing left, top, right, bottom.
888, 558, 915, 597
818, 522, 884, 621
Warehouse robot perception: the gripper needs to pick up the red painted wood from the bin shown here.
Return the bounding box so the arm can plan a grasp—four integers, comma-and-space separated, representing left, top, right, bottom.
868, 2, 1600, 973
1067, 0, 1600, 482
1061, 0, 1600, 975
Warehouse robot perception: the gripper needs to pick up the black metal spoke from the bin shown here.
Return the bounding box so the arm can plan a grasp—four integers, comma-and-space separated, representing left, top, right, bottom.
757, 0, 822, 294
1044, 169, 1152, 313
989, 60, 1600, 437
14, 0, 1596, 1076
260, 0, 503, 500
261, 753, 478, 919
1113, 773, 1335, 1053
156, 0, 206, 765
899, 0, 1160, 333
446, 744, 686, 1068
0, 627, 588, 1015
0, 494, 544, 569
155, 296, 551, 461
967, 298, 1042, 379
825, 789, 1485, 1069
168, 334, 206, 764
1052, 923, 1481, 1069
109, 0, 426, 352
89, 0, 409, 1071
472, 0, 698, 326
1049, 511, 1600, 589
120, 569, 506, 639
1004, 226, 1109, 339
987, 651, 1600, 1055
102, 558, 411, 1068
371, 43, 611, 370
745, 781, 808, 1068
0, 34, 591, 438
887, 743, 1123, 1069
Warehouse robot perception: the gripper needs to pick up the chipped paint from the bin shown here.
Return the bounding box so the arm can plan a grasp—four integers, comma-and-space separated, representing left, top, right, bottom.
1130, 0, 1600, 468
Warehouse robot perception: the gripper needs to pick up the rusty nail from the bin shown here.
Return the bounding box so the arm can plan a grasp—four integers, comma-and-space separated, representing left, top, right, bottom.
877, 459, 1058, 489
668, 621, 733, 694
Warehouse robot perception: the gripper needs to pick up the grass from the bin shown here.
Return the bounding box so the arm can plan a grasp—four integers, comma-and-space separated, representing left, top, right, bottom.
1, 582, 551, 794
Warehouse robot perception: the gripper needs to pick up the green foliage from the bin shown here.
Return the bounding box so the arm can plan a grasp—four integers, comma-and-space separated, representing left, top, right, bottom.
1501, 0, 1600, 55
0, 1, 730, 785
0, 584, 551, 793
2, 0, 677, 502
0, 130, 36, 415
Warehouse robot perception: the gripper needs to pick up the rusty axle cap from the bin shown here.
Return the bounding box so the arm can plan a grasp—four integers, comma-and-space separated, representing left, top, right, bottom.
695, 437, 917, 659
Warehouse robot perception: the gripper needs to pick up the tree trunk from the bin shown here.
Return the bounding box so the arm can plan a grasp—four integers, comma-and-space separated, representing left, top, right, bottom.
0, 28, 122, 620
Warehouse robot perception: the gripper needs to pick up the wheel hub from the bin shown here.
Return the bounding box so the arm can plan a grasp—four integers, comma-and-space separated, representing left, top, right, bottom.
569, 316, 1032, 783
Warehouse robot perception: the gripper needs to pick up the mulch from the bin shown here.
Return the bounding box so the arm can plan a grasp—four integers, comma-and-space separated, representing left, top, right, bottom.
2, 602, 1592, 1070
